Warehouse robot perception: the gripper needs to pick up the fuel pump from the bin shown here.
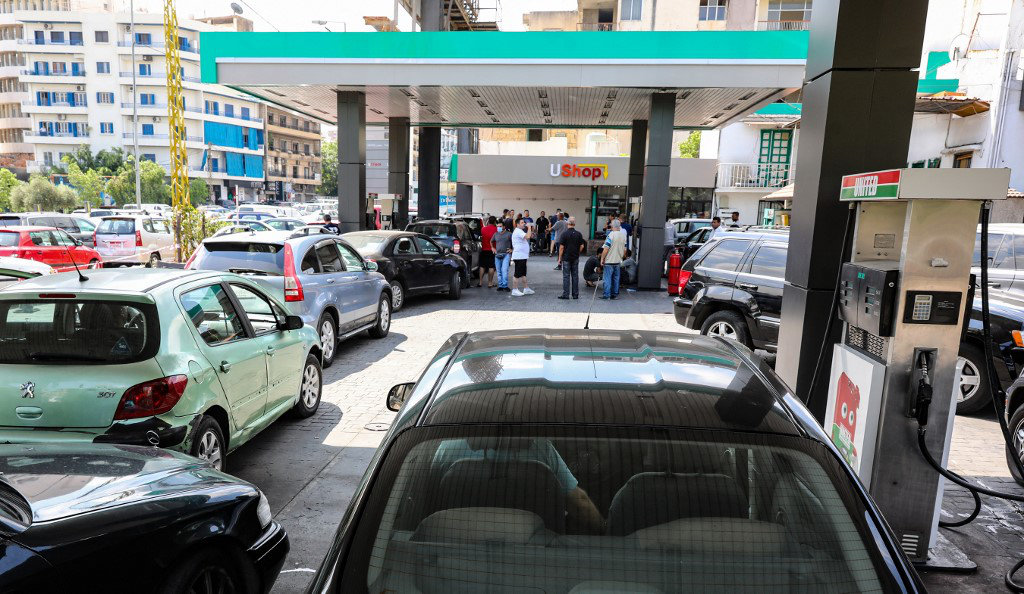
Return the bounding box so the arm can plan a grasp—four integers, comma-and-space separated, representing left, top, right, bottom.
377, 194, 398, 230
820, 167, 1010, 567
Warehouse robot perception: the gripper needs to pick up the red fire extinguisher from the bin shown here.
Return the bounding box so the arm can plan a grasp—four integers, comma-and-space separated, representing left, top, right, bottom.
667, 250, 683, 295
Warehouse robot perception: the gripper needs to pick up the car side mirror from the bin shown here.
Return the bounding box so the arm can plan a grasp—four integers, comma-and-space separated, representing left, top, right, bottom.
364, 260, 378, 272
387, 382, 414, 412
279, 315, 303, 331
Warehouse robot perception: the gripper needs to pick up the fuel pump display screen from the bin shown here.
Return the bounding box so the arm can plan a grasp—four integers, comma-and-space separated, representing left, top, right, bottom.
902, 291, 963, 325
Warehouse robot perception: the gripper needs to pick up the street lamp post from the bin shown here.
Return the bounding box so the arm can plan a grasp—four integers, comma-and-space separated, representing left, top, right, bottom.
130, 0, 141, 207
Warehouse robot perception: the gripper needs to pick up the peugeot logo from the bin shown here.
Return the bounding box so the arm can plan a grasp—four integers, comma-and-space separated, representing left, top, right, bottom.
20, 382, 34, 399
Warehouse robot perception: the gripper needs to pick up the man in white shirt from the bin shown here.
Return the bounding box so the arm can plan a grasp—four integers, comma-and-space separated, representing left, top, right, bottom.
511, 218, 534, 296
709, 216, 723, 237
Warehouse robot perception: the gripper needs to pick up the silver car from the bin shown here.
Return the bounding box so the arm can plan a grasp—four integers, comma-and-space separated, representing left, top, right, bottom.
187, 230, 392, 366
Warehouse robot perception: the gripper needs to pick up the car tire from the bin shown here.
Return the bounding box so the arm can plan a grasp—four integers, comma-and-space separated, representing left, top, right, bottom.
189, 415, 227, 472
147, 252, 160, 268
956, 344, 992, 414
448, 270, 462, 300
368, 294, 391, 338
389, 279, 406, 312
700, 310, 752, 349
291, 353, 323, 418
88, 258, 99, 269
157, 547, 244, 594
318, 313, 337, 368
1005, 404, 1024, 486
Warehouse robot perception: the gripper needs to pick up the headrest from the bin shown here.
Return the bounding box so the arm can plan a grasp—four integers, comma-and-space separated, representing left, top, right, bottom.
630, 518, 786, 555
412, 507, 545, 544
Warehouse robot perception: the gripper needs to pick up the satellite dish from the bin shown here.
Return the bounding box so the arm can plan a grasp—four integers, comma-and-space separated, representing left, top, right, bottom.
948, 33, 970, 62
230, 2, 243, 15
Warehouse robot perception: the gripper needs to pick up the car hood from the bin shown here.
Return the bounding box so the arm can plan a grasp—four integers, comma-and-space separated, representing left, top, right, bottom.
0, 256, 54, 277
0, 444, 247, 524
972, 290, 1024, 321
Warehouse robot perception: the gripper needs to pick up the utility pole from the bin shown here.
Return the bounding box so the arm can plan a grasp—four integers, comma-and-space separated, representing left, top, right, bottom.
130, 0, 141, 207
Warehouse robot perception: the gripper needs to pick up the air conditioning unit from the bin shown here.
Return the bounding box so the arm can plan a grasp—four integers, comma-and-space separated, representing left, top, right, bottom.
151, 116, 160, 122
57, 113, 66, 121
142, 55, 153, 62
43, 23, 52, 30
124, 25, 132, 33
75, 85, 83, 92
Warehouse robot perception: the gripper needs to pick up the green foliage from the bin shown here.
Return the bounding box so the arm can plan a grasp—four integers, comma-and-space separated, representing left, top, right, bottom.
172, 203, 227, 261
678, 131, 701, 159
59, 146, 126, 177
189, 177, 210, 206
66, 161, 105, 208
318, 140, 337, 196
0, 168, 22, 212
104, 158, 171, 206
10, 175, 78, 212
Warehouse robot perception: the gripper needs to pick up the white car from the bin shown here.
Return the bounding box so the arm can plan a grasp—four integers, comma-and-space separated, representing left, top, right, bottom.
95, 215, 175, 266
0, 255, 53, 289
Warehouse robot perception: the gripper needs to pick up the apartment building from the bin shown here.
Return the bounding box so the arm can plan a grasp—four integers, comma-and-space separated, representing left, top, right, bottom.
264, 105, 322, 202
0, 1, 267, 202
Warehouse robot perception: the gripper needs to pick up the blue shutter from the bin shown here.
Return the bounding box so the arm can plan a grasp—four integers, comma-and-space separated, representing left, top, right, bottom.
226, 152, 244, 176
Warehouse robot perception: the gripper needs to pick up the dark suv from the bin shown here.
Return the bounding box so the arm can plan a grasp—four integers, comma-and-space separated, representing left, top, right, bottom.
673, 229, 1024, 415
406, 219, 480, 278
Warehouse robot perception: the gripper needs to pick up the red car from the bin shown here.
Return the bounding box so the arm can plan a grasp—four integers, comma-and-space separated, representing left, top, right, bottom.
0, 226, 102, 272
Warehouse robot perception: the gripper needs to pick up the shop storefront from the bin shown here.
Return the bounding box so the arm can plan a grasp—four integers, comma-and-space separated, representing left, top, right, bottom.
452, 155, 717, 239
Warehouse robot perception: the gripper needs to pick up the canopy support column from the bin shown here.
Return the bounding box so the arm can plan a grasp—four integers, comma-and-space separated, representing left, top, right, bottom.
336, 90, 366, 232
388, 116, 410, 228
637, 93, 676, 290
418, 127, 442, 220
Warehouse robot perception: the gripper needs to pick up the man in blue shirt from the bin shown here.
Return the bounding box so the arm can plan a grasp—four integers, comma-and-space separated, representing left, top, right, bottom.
619, 214, 632, 248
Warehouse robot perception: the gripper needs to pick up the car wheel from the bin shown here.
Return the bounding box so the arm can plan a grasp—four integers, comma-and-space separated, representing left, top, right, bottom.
157, 547, 243, 594
190, 415, 226, 472
700, 310, 752, 349
389, 279, 405, 312
1006, 405, 1024, 486
147, 252, 160, 268
369, 294, 391, 338
291, 353, 322, 418
318, 313, 337, 368
87, 258, 99, 269
448, 270, 462, 300
956, 344, 991, 414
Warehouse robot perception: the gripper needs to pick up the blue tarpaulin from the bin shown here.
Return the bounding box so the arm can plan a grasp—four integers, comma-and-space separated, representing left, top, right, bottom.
243, 155, 263, 178
226, 152, 244, 177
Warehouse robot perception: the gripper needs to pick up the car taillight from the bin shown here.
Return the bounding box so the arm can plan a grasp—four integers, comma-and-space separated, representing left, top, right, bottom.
184, 249, 198, 269
283, 243, 304, 302
114, 375, 188, 420
92, 232, 96, 245
677, 270, 693, 295
453, 239, 461, 253
135, 230, 143, 247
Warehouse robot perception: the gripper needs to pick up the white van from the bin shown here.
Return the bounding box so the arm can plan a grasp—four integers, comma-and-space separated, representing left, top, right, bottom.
95, 215, 175, 266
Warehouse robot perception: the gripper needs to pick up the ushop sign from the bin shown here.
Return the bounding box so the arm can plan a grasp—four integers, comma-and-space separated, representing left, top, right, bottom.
550, 163, 609, 181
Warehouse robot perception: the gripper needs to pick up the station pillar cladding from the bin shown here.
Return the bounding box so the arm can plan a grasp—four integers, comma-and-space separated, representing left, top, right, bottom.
388, 117, 411, 228
336, 91, 367, 232
776, 0, 929, 419
636, 94, 675, 290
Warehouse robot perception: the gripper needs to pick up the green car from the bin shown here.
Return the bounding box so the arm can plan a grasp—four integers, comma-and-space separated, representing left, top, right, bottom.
0, 268, 323, 471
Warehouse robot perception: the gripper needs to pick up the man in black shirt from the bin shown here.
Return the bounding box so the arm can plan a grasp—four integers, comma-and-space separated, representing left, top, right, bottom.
535, 210, 549, 253
557, 216, 587, 300
322, 214, 340, 234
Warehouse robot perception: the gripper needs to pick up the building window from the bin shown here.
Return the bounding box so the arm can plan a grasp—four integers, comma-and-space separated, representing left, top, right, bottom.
135, 32, 151, 45
224, 104, 234, 118
50, 31, 63, 44
95, 30, 108, 43
142, 123, 154, 136
303, 143, 310, 155
292, 142, 298, 153
42, 151, 53, 165
96, 92, 113, 104
767, 0, 812, 24
51, 62, 66, 74
293, 165, 298, 177
699, 0, 727, 21
954, 152, 973, 168
620, 0, 642, 20
96, 61, 110, 74
526, 129, 543, 142
99, 122, 113, 134
142, 153, 156, 162
268, 113, 274, 124
140, 93, 155, 105
69, 31, 82, 45
139, 63, 151, 76
241, 106, 250, 120
304, 166, 310, 178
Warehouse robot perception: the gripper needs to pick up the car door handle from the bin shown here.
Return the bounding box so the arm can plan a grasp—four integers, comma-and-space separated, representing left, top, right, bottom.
988, 281, 1002, 288
266, 346, 275, 357
326, 278, 335, 284
220, 361, 231, 373
737, 283, 759, 291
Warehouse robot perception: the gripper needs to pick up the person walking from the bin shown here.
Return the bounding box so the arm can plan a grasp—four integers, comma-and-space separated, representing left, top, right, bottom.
510, 218, 534, 297
600, 219, 627, 300
558, 216, 586, 300
662, 218, 677, 274
477, 216, 498, 288
492, 219, 513, 292
535, 211, 549, 253
551, 213, 568, 268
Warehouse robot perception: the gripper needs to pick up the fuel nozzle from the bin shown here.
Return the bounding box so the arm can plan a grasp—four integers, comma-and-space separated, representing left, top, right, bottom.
914, 349, 934, 426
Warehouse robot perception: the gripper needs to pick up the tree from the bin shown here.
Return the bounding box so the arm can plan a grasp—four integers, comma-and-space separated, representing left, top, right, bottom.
104, 158, 172, 206
189, 177, 210, 206
0, 168, 22, 212
59, 144, 97, 174
66, 161, 105, 208
318, 140, 337, 196
10, 175, 78, 212
94, 148, 126, 176
678, 131, 701, 159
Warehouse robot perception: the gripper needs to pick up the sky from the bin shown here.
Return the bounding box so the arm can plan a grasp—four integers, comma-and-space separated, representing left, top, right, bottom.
135, 0, 577, 32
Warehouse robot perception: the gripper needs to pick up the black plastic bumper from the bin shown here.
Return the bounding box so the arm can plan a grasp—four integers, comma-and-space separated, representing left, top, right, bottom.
92, 417, 188, 448
673, 297, 693, 328
248, 521, 289, 593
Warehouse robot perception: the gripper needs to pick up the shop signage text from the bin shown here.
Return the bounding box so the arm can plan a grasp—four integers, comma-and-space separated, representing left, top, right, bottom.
840, 169, 902, 201
550, 163, 609, 181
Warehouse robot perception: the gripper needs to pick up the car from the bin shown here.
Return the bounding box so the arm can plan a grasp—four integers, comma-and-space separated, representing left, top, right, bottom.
973, 223, 1024, 294
0, 268, 323, 471
0, 255, 53, 290
120, 202, 171, 216
263, 218, 308, 232
186, 231, 392, 367
671, 228, 1024, 415
441, 212, 488, 238
0, 226, 102, 272
0, 212, 98, 246
94, 215, 175, 267
213, 221, 276, 236
0, 443, 288, 593
229, 212, 278, 223
675, 225, 716, 260
670, 217, 712, 238
343, 230, 468, 311
405, 219, 479, 281
308, 329, 924, 592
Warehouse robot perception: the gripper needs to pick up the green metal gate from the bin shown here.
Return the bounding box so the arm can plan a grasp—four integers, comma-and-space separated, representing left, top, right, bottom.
758, 129, 792, 187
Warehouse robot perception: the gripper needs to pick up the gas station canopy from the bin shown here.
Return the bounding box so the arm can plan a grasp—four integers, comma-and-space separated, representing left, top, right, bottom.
198, 31, 808, 129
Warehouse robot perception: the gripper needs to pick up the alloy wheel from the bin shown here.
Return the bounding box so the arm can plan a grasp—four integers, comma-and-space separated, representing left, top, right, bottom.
956, 356, 981, 403
186, 564, 237, 594
301, 363, 320, 409
390, 282, 404, 310
320, 319, 335, 361
196, 430, 223, 470
707, 321, 738, 341
1014, 416, 1024, 469
379, 298, 391, 333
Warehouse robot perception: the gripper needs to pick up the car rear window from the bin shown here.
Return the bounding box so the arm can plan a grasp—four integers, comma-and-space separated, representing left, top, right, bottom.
409, 224, 455, 239
749, 245, 788, 278
98, 219, 136, 235
345, 234, 390, 252
192, 242, 285, 275
0, 299, 158, 365
0, 217, 22, 227
0, 232, 19, 247
698, 239, 750, 271
341, 427, 893, 593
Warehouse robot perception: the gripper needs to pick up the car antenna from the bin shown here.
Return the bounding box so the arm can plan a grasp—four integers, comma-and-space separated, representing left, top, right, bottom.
60, 237, 89, 282
583, 280, 599, 330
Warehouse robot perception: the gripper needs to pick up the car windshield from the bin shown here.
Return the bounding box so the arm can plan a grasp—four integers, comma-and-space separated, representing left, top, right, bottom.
193, 242, 285, 274
0, 300, 158, 365
409, 224, 454, 239
0, 233, 18, 247
341, 427, 894, 593
98, 219, 136, 235
345, 234, 390, 252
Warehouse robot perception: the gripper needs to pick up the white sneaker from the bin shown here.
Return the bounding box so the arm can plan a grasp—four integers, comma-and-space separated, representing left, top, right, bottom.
523, 287, 535, 295
510, 289, 524, 297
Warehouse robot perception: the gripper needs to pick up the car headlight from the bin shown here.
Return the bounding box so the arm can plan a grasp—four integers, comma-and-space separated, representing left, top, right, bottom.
256, 492, 273, 529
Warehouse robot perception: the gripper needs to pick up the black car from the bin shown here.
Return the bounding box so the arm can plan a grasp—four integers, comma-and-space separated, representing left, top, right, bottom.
343, 230, 468, 311
676, 225, 716, 259
405, 219, 480, 278
308, 330, 923, 592
672, 229, 1024, 414
0, 444, 288, 593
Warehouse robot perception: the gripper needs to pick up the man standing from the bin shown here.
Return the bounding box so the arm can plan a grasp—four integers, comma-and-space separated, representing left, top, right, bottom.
557, 216, 586, 300
551, 213, 568, 267
510, 218, 534, 297
709, 216, 723, 237
619, 214, 633, 249
729, 211, 740, 227
662, 218, 677, 271
522, 210, 534, 225
535, 210, 549, 253
322, 214, 340, 234
600, 219, 627, 300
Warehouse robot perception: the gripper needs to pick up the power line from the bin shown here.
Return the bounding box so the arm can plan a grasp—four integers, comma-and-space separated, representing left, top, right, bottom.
236, 0, 280, 31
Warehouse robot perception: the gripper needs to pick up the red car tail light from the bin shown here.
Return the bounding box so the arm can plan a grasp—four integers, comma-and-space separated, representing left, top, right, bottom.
114, 375, 188, 420
92, 231, 96, 246
283, 243, 304, 302
453, 239, 461, 253
184, 249, 198, 269
677, 270, 693, 295
135, 230, 143, 247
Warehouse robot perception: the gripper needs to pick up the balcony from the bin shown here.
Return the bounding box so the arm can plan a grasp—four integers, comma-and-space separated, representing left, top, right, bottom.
122, 132, 203, 144
22, 68, 85, 77
757, 20, 811, 31
204, 109, 264, 124
22, 99, 88, 114
17, 38, 85, 53
119, 72, 201, 84
577, 22, 614, 31
116, 40, 199, 53
717, 163, 792, 190
24, 132, 88, 143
